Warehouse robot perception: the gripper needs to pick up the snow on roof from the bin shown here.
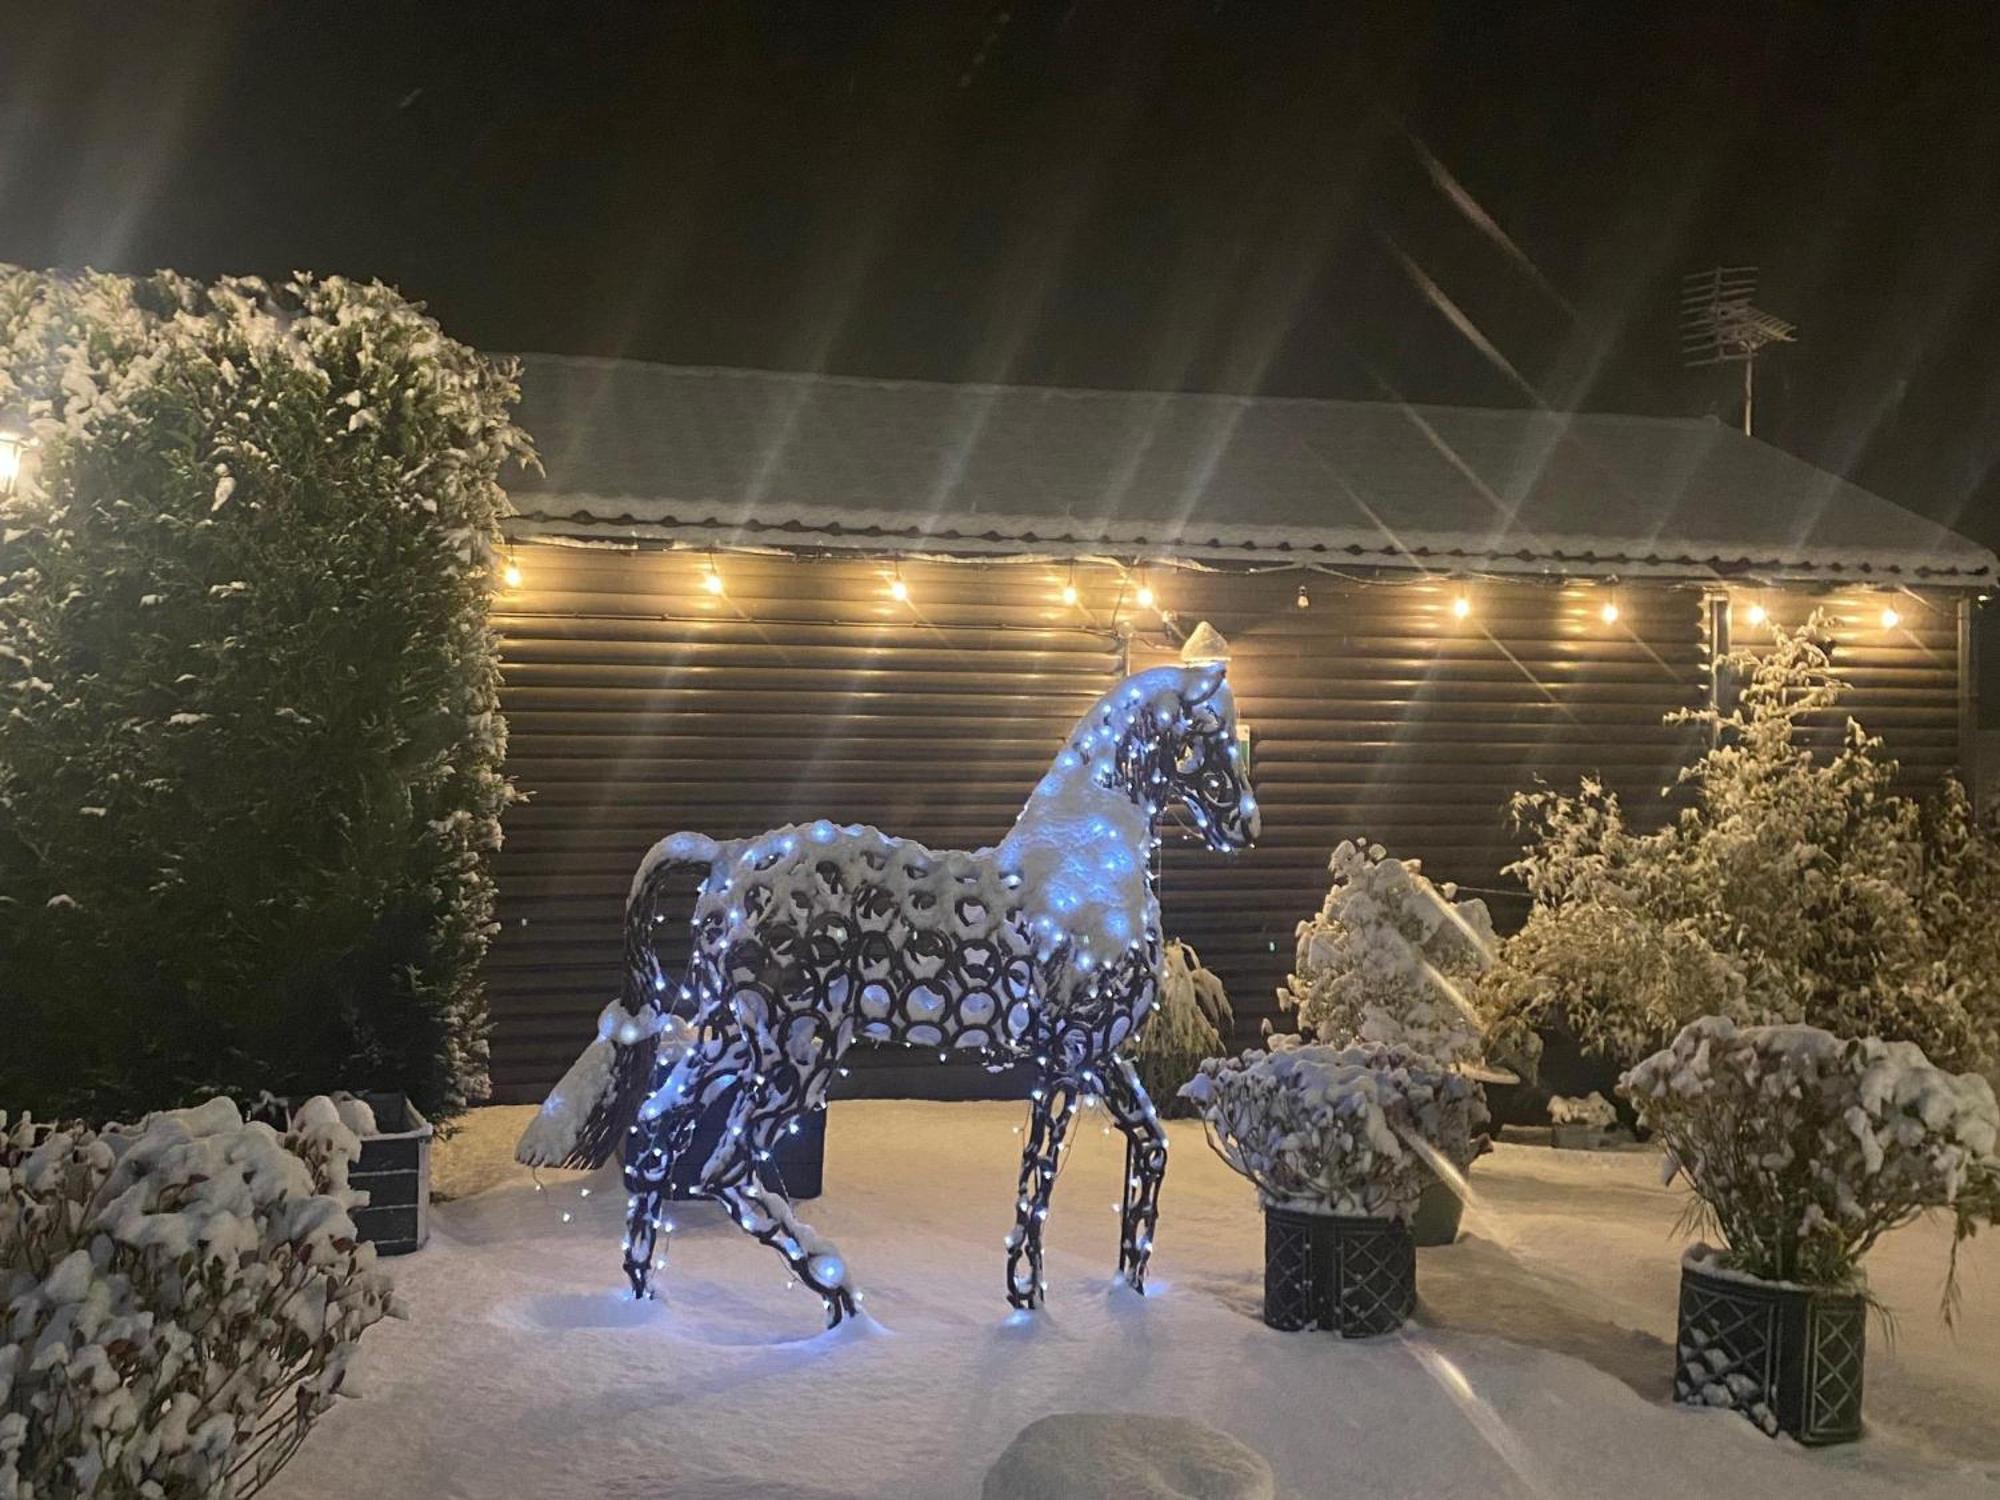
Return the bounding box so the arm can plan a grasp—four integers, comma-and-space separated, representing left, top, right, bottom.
504, 356, 1998, 585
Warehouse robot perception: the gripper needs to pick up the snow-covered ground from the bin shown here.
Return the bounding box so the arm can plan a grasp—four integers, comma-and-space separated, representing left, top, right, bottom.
271, 1101, 1999, 1500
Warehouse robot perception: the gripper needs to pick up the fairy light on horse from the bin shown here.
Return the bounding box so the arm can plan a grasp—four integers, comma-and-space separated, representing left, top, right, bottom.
517, 625, 1259, 1328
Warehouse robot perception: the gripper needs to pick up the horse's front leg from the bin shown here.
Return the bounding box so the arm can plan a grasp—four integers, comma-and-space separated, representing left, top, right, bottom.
1103, 1053, 1168, 1293
1005, 1075, 1078, 1310
621, 1118, 669, 1298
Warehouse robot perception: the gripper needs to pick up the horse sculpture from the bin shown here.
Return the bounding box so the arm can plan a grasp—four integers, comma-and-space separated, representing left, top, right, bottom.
517, 630, 1258, 1327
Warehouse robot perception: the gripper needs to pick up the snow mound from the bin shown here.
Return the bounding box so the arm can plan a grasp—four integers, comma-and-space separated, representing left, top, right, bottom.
983, 1412, 1273, 1500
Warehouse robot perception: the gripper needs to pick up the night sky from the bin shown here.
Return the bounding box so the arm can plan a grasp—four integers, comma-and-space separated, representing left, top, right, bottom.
6, 2, 2000, 544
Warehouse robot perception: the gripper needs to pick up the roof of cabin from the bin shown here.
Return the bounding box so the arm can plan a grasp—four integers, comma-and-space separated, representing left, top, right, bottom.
503, 355, 1998, 585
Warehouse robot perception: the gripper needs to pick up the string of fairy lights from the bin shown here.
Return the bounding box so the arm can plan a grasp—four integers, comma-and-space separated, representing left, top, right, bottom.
495, 538, 1937, 639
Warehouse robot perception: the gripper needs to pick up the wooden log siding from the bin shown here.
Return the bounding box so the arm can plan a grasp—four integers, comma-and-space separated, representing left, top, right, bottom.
484, 542, 1969, 1100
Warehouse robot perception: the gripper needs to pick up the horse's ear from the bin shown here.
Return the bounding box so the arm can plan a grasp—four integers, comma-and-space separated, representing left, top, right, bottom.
1179, 620, 1230, 668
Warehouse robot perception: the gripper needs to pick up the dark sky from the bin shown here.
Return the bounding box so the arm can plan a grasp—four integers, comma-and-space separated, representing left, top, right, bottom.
6, 2, 2000, 544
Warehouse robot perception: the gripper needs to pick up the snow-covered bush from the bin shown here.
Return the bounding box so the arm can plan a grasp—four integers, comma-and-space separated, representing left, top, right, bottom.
1278, 840, 1494, 1067
0, 267, 532, 1121
1623, 1016, 2000, 1291
1180, 1040, 1484, 1219
1130, 939, 1233, 1116
1548, 1092, 1617, 1129
0, 1096, 397, 1499
1480, 617, 2000, 1077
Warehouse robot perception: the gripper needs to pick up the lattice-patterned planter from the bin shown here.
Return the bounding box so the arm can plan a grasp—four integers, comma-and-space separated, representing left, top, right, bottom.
1263, 1207, 1416, 1337
1675, 1259, 1865, 1445
348, 1092, 432, 1257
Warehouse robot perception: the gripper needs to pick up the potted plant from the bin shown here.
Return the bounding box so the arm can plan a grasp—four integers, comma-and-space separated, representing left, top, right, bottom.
1277, 840, 1501, 1244
1623, 1016, 2000, 1444
1129, 937, 1234, 1117
1181, 1038, 1482, 1336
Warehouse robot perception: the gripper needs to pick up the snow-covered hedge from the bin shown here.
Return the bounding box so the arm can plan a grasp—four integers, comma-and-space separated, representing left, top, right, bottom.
1278, 840, 1494, 1067
1181, 1040, 1484, 1219
0, 1097, 397, 1499
0, 267, 531, 1121
1130, 939, 1233, 1116
1480, 618, 2000, 1076
1623, 1016, 2000, 1291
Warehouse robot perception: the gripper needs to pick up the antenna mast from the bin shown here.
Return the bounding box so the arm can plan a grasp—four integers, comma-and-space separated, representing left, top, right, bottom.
1679, 267, 1797, 436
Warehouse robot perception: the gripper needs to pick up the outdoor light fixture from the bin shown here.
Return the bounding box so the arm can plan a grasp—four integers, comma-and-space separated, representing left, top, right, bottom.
1296, 583, 1311, 609
0, 430, 22, 498
1135, 575, 1156, 610
889, 573, 910, 603
1879, 604, 1901, 630
702, 559, 725, 595
1600, 600, 1620, 625
502, 559, 523, 589
1061, 562, 1079, 606
1452, 594, 1471, 620
1745, 601, 1768, 626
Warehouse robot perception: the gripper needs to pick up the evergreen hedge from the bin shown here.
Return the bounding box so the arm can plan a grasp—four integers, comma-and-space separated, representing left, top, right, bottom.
0, 268, 530, 1122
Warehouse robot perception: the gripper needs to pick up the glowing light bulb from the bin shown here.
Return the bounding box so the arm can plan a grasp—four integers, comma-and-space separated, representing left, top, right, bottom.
889, 576, 909, 603
1600, 601, 1619, 624
1295, 584, 1310, 609
1880, 605, 1901, 629
1062, 582, 1079, 606
502, 562, 522, 589
1136, 584, 1156, 609
1745, 601, 1767, 626
1451, 595, 1471, 620
703, 568, 724, 595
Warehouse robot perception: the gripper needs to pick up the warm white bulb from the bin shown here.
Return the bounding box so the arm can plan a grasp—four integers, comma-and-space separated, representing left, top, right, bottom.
703, 569, 724, 595
1880, 605, 1901, 629
1600, 601, 1619, 624
1061, 583, 1079, 606
1745, 602, 1768, 626
1135, 585, 1156, 609
1452, 595, 1471, 619
502, 563, 522, 589
1296, 585, 1311, 609
889, 577, 910, 603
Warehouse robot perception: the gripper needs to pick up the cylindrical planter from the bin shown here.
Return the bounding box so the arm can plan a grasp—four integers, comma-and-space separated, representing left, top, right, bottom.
1409, 1175, 1464, 1247
1675, 1258, 1865, 1445
348, 1092, 432, 1256
1263, 1206, 1416, 1338
665, 1104, 825, 1201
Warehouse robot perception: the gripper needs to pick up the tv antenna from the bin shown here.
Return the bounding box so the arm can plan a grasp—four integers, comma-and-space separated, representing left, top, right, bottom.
1679, 267, 1796, 436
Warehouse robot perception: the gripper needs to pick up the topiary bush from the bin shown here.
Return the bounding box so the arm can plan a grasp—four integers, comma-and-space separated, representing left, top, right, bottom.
0, 268, 531, 1121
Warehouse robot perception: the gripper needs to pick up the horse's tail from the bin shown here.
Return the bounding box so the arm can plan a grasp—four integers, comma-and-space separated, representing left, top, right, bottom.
513, 832, 722, 1171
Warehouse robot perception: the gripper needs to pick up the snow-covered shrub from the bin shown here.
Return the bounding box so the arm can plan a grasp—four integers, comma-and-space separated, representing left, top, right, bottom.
1548, 1092, 1617, 1129
0, 267, 532, 1121
1130, 939, 1233, 1116
0, 1096, 397, 1499
1623, 1016, 2000, 1291
1180, 1040, 1483, 1219
1278, 840, 1495, 1067
1480, 617, 2000, 1077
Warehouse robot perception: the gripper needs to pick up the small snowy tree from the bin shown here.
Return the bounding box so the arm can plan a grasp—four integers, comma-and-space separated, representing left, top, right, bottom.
1277, 840, 1495, 1068
0, 268, 531, 1121
1130, 938, 1232, 1116
1480, 617, 2000, 1077
0, 1096, 398, 1499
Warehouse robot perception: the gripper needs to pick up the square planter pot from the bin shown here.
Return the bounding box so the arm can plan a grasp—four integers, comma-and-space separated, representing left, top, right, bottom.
1675, 1258, 1865, 1445
346, 1092, 432, 1257
664, 1102, 825, 1201
1263, 1206, 1416, 1337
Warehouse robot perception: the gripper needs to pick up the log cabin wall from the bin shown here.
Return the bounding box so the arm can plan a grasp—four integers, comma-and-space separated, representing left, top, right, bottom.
485, 540, 1967, 1100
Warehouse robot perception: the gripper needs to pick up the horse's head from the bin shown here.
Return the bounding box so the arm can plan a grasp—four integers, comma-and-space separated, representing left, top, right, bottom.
1160, 663, 1260, 852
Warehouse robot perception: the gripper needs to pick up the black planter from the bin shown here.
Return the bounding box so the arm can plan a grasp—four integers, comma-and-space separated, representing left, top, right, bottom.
1263, 1206, 1416, 1337
348, 1093, 432, 1256
665, 1103, 825, 1201
1675, 1260, 1865, 1445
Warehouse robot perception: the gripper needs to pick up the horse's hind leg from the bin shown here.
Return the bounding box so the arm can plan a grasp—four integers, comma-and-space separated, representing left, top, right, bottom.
1102, 1053, 1168, 1292
704, 1096, 859, 1328
1004, 1074, 1079, 1310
